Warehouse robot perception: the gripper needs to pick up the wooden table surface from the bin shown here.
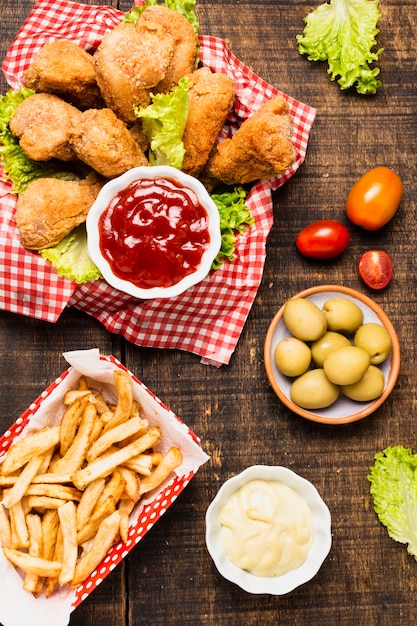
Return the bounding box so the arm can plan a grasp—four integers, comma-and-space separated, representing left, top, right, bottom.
1, 1, 416, 624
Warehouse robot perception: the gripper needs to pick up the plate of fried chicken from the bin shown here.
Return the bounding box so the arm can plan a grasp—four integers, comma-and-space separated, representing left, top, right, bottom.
0, 0, 316, 366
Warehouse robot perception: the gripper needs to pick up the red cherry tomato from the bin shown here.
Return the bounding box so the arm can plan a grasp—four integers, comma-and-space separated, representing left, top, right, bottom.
358, 250, 393, 290
346, 166, 403, 230
295, 219, 350, 259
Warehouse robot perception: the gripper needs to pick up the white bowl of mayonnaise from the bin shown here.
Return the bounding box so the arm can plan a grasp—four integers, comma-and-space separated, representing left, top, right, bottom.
205, 465, 332, 595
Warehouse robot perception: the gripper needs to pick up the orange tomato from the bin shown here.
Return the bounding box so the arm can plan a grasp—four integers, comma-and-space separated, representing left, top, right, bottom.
346, 167, 402, 230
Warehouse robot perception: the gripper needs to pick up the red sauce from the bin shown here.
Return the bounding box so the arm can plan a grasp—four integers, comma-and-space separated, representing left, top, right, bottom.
99, 177, 211, 290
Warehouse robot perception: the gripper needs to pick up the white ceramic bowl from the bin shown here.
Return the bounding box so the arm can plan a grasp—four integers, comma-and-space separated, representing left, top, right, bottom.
87, 165, 222, 299
264, 285, 400, 425
205, 465, 332, 595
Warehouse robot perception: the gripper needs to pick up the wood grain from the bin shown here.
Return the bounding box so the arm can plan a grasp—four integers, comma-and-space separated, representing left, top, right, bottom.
1, 1, 417, 625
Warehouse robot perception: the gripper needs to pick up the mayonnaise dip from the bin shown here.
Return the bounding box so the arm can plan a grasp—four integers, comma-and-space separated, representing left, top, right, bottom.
218, 479, 313, 577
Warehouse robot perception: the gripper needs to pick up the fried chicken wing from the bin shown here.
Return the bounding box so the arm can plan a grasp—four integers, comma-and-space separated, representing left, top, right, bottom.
23, 40, 104, 110
70, 108, 149, 178
9, 93, 82, 162
94, 21, 175, 123
181, 67, 235, 177
15, 176, 103, 250
201, 95, 296, 187
138, 5, 197, 94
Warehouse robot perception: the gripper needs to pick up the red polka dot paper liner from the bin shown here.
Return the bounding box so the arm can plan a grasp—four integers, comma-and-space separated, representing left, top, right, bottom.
0, 349, 209, 622
0, 1, 316, 366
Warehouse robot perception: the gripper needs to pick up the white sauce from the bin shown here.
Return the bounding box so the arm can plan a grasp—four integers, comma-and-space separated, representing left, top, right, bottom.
219, 479, 313, 577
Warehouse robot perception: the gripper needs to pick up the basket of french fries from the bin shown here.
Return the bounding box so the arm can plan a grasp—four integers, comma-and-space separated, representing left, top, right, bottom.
0, 349, 209, 626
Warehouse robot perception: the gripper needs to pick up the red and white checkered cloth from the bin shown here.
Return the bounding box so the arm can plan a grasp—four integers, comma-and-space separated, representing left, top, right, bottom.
0, 0, 316, 366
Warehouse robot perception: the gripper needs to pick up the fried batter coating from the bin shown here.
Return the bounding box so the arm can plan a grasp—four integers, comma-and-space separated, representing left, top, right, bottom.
201, 96, 296, 187
94, 21, 175, 123
23, 40, 104, 110
70, 108, 149, 178
16, 176, 103, 250
138, 5, 197, 94
9, 93, 82, 162
181, 67, 235, 177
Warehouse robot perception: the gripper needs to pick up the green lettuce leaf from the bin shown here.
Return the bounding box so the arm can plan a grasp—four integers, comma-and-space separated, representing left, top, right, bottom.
39, 225, 102, 284
296, 0, 383, 95
0, 87, 85, 193
210, 186, 253, 270
134, 76, 190, 168
368, 446, 417, 558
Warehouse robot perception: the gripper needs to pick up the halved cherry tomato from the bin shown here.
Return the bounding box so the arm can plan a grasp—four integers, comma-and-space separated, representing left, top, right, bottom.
346, 166, 402, 230
358, 250, 393, 290
295, 219, 350, 259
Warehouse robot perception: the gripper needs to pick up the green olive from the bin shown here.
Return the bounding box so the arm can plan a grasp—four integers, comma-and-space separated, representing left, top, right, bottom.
323, 346, 370, 386
274, 337, 311, 377
322, 297, 364, 334
311, 331, 351, 367
341, 365, 385, 401
283, 298, 327, 342
290, 369, 340, 409
353, 323, 392, 365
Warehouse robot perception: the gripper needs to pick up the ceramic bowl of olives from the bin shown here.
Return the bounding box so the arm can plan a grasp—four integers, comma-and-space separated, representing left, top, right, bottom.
264, 285, 400, 424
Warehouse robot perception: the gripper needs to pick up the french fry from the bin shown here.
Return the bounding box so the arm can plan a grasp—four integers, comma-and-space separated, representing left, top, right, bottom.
118, 466, 141, 503
41, 509, 59, 561
57, 501, 78, 585
86, 415, 146, 462
44, 527, 63, 598
118, 498, 135, 543
24, 513, 43, 594
123, 451, 162, 476
24, 496, 71, 510
102, 370, 133, 432
59, 392, 91, 456
71, 426, 161, 490
63, 388, 91, 406
139, 447, 183, 496
3, 547, 62, 578
52, 402, 96, 474
9, 501, 29, 549
8, 483, 81, 502
76, 477, 106, 531
0, 502, 11, 547
1, 455, 44, 509
1, 426, 60, 475
71, 510, 121, 588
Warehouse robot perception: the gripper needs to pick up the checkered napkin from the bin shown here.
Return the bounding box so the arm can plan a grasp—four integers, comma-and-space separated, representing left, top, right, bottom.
0, 0, 316, 366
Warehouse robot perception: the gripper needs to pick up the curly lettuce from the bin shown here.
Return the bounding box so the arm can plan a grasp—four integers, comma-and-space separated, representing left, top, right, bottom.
296, 0, 383, 95
40, 225, 102, 284
134, 76, 190, 168
210, 186, 253, 269
368, 446, 417, 558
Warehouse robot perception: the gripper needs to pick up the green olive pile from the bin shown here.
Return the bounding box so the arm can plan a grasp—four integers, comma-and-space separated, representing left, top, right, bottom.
274, 297, 392, 410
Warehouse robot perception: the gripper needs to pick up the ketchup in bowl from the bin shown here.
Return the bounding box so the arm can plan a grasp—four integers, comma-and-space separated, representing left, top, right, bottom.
99, 177, 210, 289
87, 166, 222, 300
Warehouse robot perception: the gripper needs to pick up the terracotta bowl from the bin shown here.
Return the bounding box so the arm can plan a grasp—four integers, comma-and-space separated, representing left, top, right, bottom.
264, 285, 400, 425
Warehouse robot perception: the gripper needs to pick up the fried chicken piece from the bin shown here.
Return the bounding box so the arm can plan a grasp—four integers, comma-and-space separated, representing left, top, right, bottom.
15, 176, 103, 250
181, 67, 235, 177
201, 96, 296, 187
9, 93, 82, 162
70, 108, 149, 178
94, 21, 175, 123
138, 5, 197, 94
23, 40, 104, 110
